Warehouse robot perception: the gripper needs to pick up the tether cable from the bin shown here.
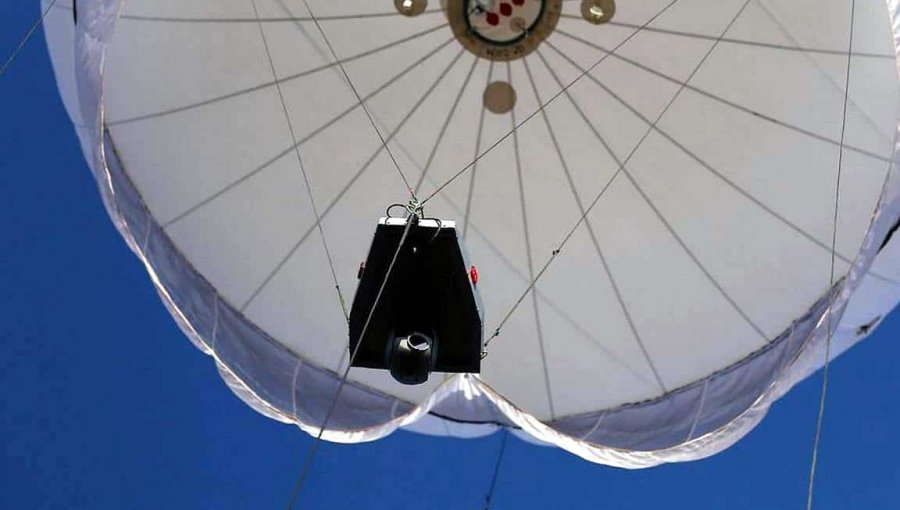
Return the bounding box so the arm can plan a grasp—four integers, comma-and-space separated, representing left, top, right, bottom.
482, 430, 509, 510
284, 205, 418, 509
806, 1, 855, 508
1, 0, 59, 77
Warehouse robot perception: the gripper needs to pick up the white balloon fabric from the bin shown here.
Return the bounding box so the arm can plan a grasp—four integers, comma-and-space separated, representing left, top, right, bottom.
44, 0, 900, 467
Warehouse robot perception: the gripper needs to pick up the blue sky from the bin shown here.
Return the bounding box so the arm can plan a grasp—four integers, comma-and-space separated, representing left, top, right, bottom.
2, 3, 899, 509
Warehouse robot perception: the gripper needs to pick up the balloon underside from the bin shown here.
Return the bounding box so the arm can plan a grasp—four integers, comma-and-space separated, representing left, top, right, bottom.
44, 0, 900, 466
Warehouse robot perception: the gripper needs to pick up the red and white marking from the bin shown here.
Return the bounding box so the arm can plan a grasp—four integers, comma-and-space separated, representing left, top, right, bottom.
469, 0, 542, 42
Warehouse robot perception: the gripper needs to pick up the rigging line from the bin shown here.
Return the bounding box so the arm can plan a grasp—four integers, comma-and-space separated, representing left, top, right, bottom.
686, 379, 710, 441
239, 46, 467, 313
486, 0, 751, 351
526, 52, 666, 392
249, 0, 348, 320
417, 160, 659, 388
550, 0, 773, 346
271, 0, 350, 94
463, 60, 494, 238
119, 8, 446, 23
107, 23, 449, 126
551, 28, 890, 164
1, 0, 59, 77
580, 411, 607, 441
556, 13, 892, 59
413, 55, 481, 194
300, 0, 417, 200
419, 0, 682, 206
509, 60, 555, 419
545, 36, 900, 287
584, 0, 768, 343
807, 1, 855, 508
162, 36, 456, 230
484, 164, 623, 350
482, 430, 510, 510
754, 0, 891, 145
284, 215, 417, 510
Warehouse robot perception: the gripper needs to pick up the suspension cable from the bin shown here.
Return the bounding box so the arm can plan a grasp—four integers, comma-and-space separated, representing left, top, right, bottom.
271, 1, 434, 505
284, 201, 420, 509
482, 430, 510, 510
419, 0, 679, 206
299, 0, 418, 201
249, 0, 349, 322
806, 1, 856, 508
1, 0, 59, 77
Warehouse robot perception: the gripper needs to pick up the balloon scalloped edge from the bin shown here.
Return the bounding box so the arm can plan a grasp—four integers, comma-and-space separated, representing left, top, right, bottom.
54, 0, 900, 468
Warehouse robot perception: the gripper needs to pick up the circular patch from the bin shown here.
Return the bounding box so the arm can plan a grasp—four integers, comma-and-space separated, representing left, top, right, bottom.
395, 0, 428, 17
444, 0, 563, 62
483, 81, 517, 114
581, 0, 615, 24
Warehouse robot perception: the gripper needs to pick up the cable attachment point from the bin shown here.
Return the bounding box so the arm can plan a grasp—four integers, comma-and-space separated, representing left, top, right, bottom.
406, 198, 424, 219
482, 329, 501, 355
386, 199, 426, 220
